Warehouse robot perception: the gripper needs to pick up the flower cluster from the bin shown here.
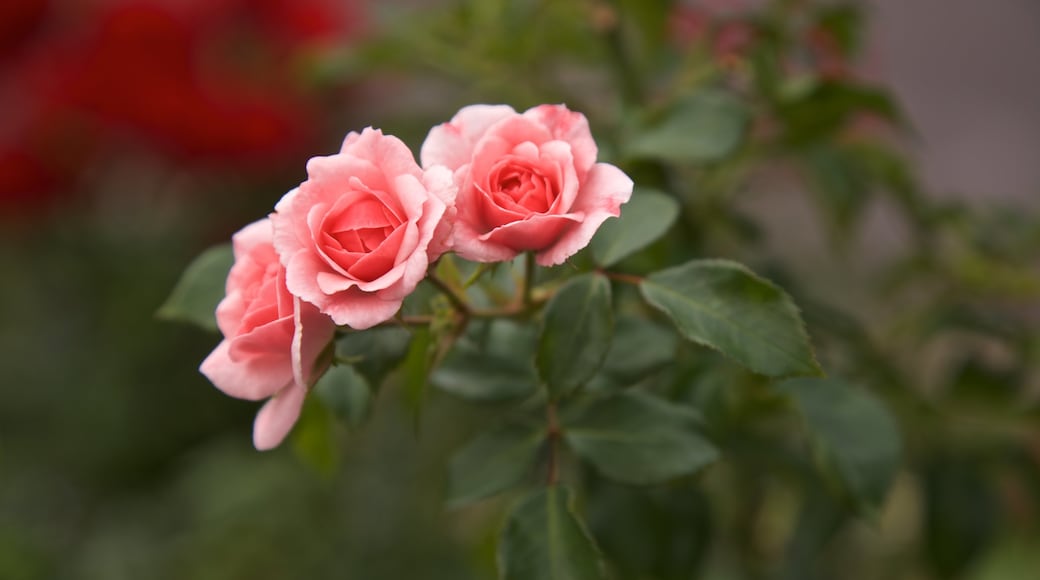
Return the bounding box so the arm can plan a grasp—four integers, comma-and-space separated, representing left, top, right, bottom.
200, 104, 634, 449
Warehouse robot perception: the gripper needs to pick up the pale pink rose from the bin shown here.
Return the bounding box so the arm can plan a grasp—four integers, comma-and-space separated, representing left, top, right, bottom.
420, 104, 633, 266
200, 218, 336, 451
272, 127, 455, 329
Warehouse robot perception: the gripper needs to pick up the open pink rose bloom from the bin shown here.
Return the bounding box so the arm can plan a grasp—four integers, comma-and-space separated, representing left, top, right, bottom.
200, 218, 336, 450
272, 128, 455, 329
421, 104, 633, 266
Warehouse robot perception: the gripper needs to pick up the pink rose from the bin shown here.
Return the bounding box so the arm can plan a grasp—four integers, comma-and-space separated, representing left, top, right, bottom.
420, 104, 633, 266
272, 127, 455, 328
200, 218, 336, 450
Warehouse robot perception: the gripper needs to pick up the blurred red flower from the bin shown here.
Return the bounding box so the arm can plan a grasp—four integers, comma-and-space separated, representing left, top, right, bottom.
1, 0, 364, 214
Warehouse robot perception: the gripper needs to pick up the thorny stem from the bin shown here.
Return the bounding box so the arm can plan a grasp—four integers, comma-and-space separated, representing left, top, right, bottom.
600, 270, 644, 285
426, 271, 472, 315
546, 402, 561, 486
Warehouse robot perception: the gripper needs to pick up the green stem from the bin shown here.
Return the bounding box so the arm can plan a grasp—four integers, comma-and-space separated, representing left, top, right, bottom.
546, 401, 561, 486
601, 270, 644, 285
427, 271, 471, 315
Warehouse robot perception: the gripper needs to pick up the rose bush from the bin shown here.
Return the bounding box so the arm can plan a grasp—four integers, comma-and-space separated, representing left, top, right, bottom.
199, 218, 335, 450
272, 128, 455, 329
421, 104, 633, 266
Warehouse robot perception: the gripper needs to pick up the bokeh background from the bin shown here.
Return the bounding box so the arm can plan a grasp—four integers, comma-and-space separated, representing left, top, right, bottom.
1, 1, 1037, 578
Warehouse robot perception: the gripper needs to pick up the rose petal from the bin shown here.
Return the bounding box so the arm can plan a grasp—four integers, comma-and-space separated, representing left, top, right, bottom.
284, 250, 337, 311
232, 219, 276, 261
347, 224, 408, 282
481, 212, 582, 252
305, 154, 389, 206
421, 105, 517, 170
320, 286, 405, 329
200, 339, 293, 401
252, 381, 308, 451
272, 188, 306, 267
537, 162, 634, 266
482, 115, 554, 151
451, 219, 526, 263
341, 127, 424, 186
423, 164, 457, 259
522, 104, 598, 177
297, 300, 336, 385
290, 295, 306, 391
227, 316, 293, 361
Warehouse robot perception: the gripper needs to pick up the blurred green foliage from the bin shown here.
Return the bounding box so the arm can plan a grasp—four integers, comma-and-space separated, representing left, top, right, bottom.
2, 0, 1038, 579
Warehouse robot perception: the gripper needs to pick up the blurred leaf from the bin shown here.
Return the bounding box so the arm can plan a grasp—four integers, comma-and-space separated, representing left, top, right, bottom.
448, 422, 546, 507
626, 91, 749, 163
778, 378, 901, 515
537, 274, 614, 399
966, 536, 1040, 580
402, 327, 435, 424
290, 397, 338, 478
641, 259, 822, 378
596, 316, 679, 386
590, 187, 679, 267
777, 468, 849, 580
924, 456, 999, 578
778, 81, 901, 144
586, 482, 712, 580
313, 365, 372, 429
803, 145, 872, 234
498, 486, 605, 580
814, 4, 864, 56
433, 319, 538, 401
677, 349, 755, 435
845, 137, 921, 209
948, 356, 1022, 405
952, 250, 1040, 299
156, 244, 232, 332
616, 0, 673, 56
335, 327, 413, 390
564, 391, 717, 485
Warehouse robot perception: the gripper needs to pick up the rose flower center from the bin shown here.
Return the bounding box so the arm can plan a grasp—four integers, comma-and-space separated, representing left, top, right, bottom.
316, 192, 404, 281
489, 160, 556, 215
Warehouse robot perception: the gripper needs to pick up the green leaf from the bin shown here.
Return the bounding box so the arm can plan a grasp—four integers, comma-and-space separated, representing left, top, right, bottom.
814, 4, 864, 56
290, 397, 339, 478
778, 81, 902, 144
537, 274, 614, 399
432, 320, 538, 401
156, 244, 233, 331
448, 422, 546, 507
626, 91, 749, 164
586, 482, 712, 580
564, 391, 717, 485
599, 316, 678, 384
778, 377, 902, 515
335, 327, 412, 389
640, 259, 822, 378
313, 365, 372, 429
923, 456, 999, 578
498, 487, 605, 580
402, 327, 435, 423
803, 145, 872, 233
590, 187, 679, 267
966, 536, 1040, 580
